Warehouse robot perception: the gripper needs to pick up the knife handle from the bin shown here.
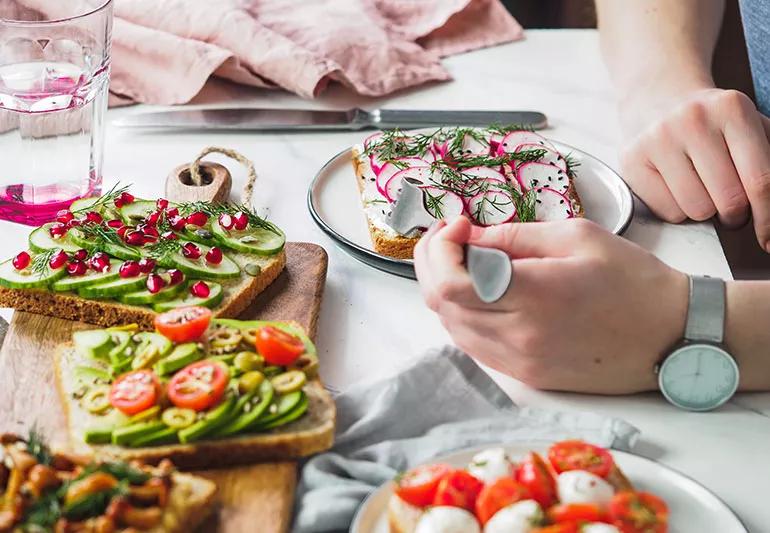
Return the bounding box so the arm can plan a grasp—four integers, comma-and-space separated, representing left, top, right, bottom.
367, 109, 548, 130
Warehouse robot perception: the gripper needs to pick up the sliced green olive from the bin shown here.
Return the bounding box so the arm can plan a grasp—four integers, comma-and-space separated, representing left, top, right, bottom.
127, 405, 160, 425
161, 407, 197, 429
288, 352, 319, 379
234, 351, 264, 373
241, 327, 257, 346
209, 326, 243, 354
263, 365, 283, 378
238, 371, 265, 394
131, 344, 161, 370
82, 385, 112, 415
270, 370, 307, 395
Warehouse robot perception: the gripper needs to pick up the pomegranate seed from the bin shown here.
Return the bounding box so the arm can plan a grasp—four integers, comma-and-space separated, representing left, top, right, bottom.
73, 249, 88, 261
119, 261, 141, 278
49, 250, 69, 269
106, 219, 123, 229
120, 192, 135, 204
167, 269, 184, 285
170, 216, 187, 232
85, 211, 103, 224
160, 231, 178, 240
182, 242, 201, 259
49, 223, 68, 238
218, 214, 234, 230
138, 258, 156, 273
124, 230, 145, 246
145, 211, 161, 226
233, 212, 249, 230
205, 247, 223, 265
156, 198, 169, 210
146, 273, 165, 294
66, 260, 88, 276
67, 218, 82, 229
89, 252, 111, 273
56, 210, 74, 224
12, 251, 30, 270
166, 207, 179, 218
114, 197, 125, 208
190, 281, 210, 298
138, 224, 159, 238
117, 226, 129, 238
186, 211, 209, 227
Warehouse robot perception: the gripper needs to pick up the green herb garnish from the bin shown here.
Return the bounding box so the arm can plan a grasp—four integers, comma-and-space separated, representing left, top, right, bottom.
26, 426, 53, 465
175, 201, 281, 235
30, 249, 58, 279
70, 183, 131, 215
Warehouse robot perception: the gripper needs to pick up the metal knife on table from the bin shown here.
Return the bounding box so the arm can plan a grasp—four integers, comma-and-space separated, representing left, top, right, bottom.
113, 107, 547, 132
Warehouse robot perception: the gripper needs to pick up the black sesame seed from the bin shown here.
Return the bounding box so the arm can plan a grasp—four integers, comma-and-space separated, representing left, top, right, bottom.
558, 176, 564, 180
532, 179, 539, 185
559, 199, 565, 204
370, 178, 375, 182
548, 176, 552, 181
536, 199, 542, 204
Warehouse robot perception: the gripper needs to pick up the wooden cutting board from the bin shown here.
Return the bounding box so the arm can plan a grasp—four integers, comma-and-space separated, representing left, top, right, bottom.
0, 242, 328, 533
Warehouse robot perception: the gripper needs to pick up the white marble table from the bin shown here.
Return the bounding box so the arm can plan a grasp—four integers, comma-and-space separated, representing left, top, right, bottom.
2, 29, 768, 530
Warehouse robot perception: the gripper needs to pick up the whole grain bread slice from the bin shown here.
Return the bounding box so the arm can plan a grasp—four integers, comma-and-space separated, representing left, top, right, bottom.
0, 250, 286, 330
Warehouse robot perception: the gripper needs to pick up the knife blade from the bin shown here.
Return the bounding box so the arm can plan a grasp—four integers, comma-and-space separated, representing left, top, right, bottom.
113, 107, 547, 132
387, 177, 512, 303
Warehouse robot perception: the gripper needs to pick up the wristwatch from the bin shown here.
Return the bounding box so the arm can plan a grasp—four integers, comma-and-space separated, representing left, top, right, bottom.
655, 275, 739, 411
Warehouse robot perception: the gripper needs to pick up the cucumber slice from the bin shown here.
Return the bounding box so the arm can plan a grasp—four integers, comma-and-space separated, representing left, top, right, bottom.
78, 275, 148, 299
51, 259, 122, 292
180, 226, 219, 246
211, 220, 285, 256
0, 258, 66, 289
152, 282, 224, 312
118, 200, 155, 225
170, 243, 240, 279
119, 280, 186, 305
68, 228, 141, 261
70, 196, 119, 220
29, 224, 81, 253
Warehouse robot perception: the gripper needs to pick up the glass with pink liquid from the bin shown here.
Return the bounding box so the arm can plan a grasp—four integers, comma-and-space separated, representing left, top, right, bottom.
0, 1, 112, 225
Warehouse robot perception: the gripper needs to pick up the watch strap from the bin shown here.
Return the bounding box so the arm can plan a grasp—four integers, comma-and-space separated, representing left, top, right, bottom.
684, 275, 725, 344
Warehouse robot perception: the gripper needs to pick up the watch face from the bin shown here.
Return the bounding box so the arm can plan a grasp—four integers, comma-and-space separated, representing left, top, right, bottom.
658, 344, 739, 411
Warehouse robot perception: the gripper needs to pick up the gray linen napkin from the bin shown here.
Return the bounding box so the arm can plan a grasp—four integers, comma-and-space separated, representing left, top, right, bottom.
293, 346, 639, 533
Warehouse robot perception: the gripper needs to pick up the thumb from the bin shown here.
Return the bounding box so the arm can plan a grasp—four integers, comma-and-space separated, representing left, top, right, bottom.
469, 219, 595, 258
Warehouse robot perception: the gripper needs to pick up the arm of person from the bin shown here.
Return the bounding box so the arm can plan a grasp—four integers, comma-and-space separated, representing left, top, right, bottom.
414, 217, 770, 393
596, 0, 770, 252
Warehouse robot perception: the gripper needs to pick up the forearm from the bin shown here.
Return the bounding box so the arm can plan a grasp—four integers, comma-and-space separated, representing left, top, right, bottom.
725, 281, 770, 390
596, 0, 724, 105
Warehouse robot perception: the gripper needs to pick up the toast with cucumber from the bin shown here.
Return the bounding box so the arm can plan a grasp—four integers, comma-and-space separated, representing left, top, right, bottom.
54, 311, 335, 469
353, 126, 583, 260
0, 187, 287, 329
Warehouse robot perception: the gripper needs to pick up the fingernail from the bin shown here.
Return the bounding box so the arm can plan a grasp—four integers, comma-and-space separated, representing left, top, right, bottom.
764, 241, 770, 254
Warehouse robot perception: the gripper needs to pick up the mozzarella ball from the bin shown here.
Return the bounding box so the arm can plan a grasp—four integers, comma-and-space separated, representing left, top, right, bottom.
467, 448, 514, 484
415, 506, 480, 533
483, 499, 544, 533
556, 470, 615, 506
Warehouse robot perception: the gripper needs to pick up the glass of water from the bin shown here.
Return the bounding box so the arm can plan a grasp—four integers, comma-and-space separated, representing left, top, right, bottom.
0, 1, 112, 225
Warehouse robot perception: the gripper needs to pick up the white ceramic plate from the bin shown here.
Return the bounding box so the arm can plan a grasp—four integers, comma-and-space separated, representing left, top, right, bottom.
351, 442, 746, 533
308, 140, 634, 279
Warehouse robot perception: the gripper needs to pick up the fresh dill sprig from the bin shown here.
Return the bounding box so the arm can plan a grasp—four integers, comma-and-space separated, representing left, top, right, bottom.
145, 238, 182, 262
362, 128, 439, 161
424, 189, 447, 219
486, 123, 533, 136
70, 183, 131, 214
30, 249, 58, 278
446, 127, 488, 156
471, 193, 514, 225
175, 201, 281, 235
562, 152, 581, 178
77, 221, 124, 249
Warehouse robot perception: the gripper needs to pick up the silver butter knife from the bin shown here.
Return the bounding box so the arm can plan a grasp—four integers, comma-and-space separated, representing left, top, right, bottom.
113, 107, 547, 132
388, 177, 512, 303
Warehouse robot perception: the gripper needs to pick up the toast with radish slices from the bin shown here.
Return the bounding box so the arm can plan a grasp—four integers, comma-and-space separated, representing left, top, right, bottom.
352, 127, 583, 260
387, 441, 668, 533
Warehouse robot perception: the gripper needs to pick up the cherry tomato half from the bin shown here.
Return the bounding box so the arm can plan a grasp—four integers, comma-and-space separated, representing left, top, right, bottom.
154, 306, 212, 343
433, 469, 484, 512
167, 361, 229, 411
609, 491, 669, 533
254, 326, 305, 366
516, 452, 557, 508
548, 503, 608, 524
109, 369, 159, 415
475, 477, 531, 525
394, 464, 452, 508
548, 440, 615, 479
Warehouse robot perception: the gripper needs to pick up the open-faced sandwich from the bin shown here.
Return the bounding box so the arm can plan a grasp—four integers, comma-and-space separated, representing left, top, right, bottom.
352, 126, 583, 259
0, 431, 216, 532
388, 440, 668, 533
0, 186, 286, 329
54, 307, 335, 469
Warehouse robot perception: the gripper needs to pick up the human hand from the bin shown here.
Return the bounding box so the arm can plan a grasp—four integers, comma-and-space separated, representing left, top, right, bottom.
414, 217, 688, 394
619, 87, 770, 252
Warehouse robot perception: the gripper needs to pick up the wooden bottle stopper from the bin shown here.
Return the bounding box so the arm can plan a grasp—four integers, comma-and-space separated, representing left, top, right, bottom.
165, 161, 232, 204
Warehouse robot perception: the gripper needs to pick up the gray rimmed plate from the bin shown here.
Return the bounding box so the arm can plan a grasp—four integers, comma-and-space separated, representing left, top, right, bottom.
308, 140, 633, 279
351, 442, 747, 533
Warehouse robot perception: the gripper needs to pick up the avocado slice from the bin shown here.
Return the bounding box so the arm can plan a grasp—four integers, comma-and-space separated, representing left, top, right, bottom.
129, 426, 179, 447
155, 343, 202, 376
250, 391, 304, 430
130, 332, 172, 370
73, 329, 114, 360
217, 380, 274, 438
177, 394, 236, 444
112, 420, 167, 446
257, 393, 309, 430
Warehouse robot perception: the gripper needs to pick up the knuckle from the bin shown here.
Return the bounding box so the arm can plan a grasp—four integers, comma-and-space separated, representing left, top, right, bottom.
569, 217, 599, 238
716, 187, 749, 220
676, 101, 708, 129
747, 171, 770, 201
435, 279, 465, 303
717, 89, 754, 115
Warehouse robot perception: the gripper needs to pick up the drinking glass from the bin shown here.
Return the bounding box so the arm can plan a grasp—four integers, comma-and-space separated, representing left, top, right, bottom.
0, 1, 112, 225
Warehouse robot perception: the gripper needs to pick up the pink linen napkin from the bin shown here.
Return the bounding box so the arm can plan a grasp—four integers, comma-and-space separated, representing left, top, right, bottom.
5, 0, 522, 104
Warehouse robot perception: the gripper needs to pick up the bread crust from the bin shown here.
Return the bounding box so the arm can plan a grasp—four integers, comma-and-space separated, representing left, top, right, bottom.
0, 250, 286, 330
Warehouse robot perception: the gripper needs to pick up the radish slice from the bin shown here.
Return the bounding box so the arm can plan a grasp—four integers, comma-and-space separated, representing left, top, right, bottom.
421, 186, 464, 220
375, 157, 432, 198
498, 130, 555, 153
514, 143, 568, 172
517, 162, 570, 193
384, 166, 436, 202
462, 166, 521, 198
534, 187, 574, 221
467, 190, 516, 226
436, 129, 491, 159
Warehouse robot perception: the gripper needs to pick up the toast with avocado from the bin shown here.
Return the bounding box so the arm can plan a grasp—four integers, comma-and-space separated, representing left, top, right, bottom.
54, 315, 336, 469
0, 187, 287, 329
